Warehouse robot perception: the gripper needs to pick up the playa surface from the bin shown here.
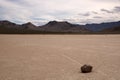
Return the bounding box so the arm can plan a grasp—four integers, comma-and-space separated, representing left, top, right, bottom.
0, 35, 120, 80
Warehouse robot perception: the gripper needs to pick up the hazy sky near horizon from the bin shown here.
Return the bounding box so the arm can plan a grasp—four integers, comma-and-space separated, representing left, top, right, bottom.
0, 0, 120, 25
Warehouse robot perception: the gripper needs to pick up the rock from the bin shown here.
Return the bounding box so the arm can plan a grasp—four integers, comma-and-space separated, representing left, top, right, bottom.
81, 64, 93, 73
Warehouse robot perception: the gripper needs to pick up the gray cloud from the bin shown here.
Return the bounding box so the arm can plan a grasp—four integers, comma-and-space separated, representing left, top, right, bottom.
101, 6, 120, 13
101, 9, 113, 13
92, 11, 98, 14
114, 6, 120, 12
93, 16, 102, 18
78, 12, 91, 17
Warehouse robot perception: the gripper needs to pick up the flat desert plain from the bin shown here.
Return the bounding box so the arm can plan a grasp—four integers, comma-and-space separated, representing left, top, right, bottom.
0, 35, 120, 80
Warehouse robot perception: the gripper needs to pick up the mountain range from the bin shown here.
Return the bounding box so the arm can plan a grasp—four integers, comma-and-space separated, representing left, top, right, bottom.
85, 21, 120, 31
0, 20, 120, 34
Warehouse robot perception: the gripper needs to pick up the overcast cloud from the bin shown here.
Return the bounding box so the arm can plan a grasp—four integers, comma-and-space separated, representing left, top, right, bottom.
0, 0, 120, 25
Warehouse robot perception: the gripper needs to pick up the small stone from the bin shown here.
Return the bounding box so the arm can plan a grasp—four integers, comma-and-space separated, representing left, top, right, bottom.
81, 64, 93, 73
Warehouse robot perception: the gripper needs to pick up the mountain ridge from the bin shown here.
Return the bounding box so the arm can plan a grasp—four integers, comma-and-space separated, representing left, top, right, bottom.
0, 20, 120, 34
85, 21, 120, 31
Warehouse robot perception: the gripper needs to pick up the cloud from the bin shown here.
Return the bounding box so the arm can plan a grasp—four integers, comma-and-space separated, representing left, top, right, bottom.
92, 11, 98, 14
101, 6, 120, 13
0, 0, 120, 25
113, 6, 120, 12
93, 16, 102, 18
78, 12, 91, 17
101, 9, 113, 13
0, 0, 32, 23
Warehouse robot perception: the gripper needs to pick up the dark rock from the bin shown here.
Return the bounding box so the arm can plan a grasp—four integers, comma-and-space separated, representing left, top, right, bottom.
81, 64, 93, 73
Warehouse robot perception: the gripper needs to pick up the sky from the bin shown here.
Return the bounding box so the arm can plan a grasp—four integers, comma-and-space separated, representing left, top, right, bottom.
0, 0, 120, 25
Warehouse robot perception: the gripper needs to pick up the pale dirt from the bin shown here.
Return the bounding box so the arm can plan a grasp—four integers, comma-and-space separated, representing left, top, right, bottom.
0, 35, 120, 80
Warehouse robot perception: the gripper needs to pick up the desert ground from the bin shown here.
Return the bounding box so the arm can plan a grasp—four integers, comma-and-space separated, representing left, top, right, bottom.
0, 34, 120, 80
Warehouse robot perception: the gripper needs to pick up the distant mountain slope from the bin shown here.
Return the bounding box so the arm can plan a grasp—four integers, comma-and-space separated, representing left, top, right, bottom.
21, 22, 37, 30
0, 20, 38, 34
0, 20, 20, 29
85, 21, 120, 31
39, 21, 90, 33
101, 26, 120, 33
